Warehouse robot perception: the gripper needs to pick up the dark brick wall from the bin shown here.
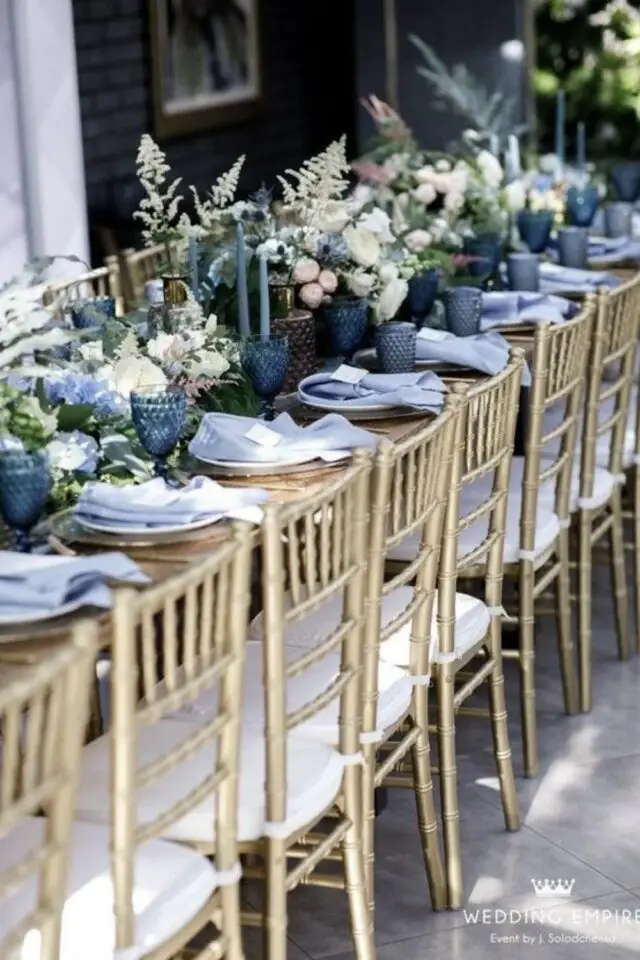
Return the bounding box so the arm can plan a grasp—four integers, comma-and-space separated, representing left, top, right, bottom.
72, 0, 356, 234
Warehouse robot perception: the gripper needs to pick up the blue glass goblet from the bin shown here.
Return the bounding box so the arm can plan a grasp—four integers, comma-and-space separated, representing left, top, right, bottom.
463, 235, 501, 288
241, 334, 290, 421
130, 385, 187, 480
0, 450, 51, 552
407, 268, 440, 329
70, 296, 116, 329
324, 296, 369, 362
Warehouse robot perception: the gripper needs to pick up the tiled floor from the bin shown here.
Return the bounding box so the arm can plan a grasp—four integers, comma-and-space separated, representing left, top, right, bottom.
246, 570, 640, 958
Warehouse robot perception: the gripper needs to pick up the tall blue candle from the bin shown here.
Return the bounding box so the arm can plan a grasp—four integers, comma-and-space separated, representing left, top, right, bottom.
259, 254, 270, 339
188, 236, 198, 298
235, 221, 250, 336
576, 121, 586, 173
555, 90, 565, 171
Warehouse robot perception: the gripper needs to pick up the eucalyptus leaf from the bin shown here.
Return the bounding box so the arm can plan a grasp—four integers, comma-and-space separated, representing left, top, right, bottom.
56, 403, 95, 432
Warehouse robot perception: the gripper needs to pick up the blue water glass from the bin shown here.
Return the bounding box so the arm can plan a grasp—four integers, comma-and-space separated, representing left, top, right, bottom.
70, 296, 116, 329
516, 210, 554, 254
506, 253, 540, 292
557, 227, 588, 269
604, 202, 633, 239
324, 296, 369, 362
566, 185, 600, 228
130, 385, 187, 479
407, 268, 440, 329
443, 287, 483, 337
610, 162, 640, 203
241, 334, 290, 421
376, 322, 417, 373
0, 450, 51, 552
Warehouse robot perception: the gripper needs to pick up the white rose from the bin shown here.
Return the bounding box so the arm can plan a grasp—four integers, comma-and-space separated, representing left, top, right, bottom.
444, 191, 464, 212
358, 207, 395, 244
414, 165, 436, 184
504, 180, 527, 212
477, 150, 504, 188
435, 158, 452, 172
375, 277, 409, 323
347, 271, 376, 298
317, 201, 351, 233
186, 350, 230, 379
391, 195, 410, 235
449, 169, 469, 194
414, 183, 437, 205
112, 356, 167, 397
378, 262, 399, 284
405, 229, 433, 252
343, 225, 381, 268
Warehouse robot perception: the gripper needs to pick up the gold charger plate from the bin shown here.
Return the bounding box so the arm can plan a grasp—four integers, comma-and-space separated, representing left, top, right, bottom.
183, 455, 348, 479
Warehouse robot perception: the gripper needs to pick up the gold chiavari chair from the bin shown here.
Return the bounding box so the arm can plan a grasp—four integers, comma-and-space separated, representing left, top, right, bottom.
43, 259, 123, 317
386, 350, 525, 908
0, 626, 98, 960
122, 243, 180, 308
65, 529, 253, 960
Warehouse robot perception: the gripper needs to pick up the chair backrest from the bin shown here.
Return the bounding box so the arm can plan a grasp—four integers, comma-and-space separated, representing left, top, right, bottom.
438, 350, 525, 654
524, 302, 595, 540
0, 626, 97, 960
43, 259, 122, 316
364, 401, 458, 724
259, 453, 371, 827
581, 277, 640, 502
122, 244, 178, 308
108, 526, 252, 949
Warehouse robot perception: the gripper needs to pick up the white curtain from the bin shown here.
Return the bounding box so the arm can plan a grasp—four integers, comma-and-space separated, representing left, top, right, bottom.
0, 0, 28, 281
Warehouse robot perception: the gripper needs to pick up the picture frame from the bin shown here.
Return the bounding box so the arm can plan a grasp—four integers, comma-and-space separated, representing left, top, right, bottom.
148, 0, 262, 139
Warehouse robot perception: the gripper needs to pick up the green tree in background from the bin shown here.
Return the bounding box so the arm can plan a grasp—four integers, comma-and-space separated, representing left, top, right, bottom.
535, 0, 640, 161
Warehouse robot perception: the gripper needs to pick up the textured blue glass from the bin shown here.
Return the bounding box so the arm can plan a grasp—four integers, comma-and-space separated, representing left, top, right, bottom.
517, 210, 554, 254
70, 297, 116, 329
0, 451, 50, 551
557, 227, 588, 269
376, 322, 416, 373
407, 268, 440, 328
130, 386, 187, 477
324, 296, 368, 362
443, 287, 482, 338
506, 253, 540, 292
566, 185, 599, 228
241, 335, 289, 420
604, 202, 633, 239
611, 163, 640, 203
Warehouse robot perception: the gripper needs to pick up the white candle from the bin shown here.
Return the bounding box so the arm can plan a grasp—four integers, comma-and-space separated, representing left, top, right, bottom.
489, 134, 500, 157
259, 254, 270, 339
508, 134, 521, 178
235, 221, 250, 336
188, 236, 198, 297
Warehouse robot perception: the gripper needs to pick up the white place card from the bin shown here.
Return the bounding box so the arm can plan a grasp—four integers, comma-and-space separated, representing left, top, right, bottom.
330, 364, 368, 384
245, 423, 282, 447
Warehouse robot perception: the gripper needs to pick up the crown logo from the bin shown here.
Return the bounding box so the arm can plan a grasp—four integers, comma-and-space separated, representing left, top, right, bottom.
531, 879, 575, 898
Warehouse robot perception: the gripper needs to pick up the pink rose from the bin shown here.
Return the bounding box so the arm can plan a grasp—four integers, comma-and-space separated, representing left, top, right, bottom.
318, 269, 338, 294
299, 282, 324, 309
293, 257, 320, 285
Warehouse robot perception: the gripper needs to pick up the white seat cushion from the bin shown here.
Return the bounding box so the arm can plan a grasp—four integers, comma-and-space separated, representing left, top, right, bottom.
0, 819, 217, 960
74, 722, 345, 844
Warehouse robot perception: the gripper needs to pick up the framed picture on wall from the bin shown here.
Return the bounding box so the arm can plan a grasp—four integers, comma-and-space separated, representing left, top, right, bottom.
149, 0, 262, 138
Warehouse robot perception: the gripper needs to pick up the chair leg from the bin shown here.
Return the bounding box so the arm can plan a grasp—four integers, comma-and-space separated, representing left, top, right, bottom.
609, 489, 630, 661
634, 466, 640, 655
436, 664, 463, 909
264, 837, 288, 960
409, 689, 447, 911
577, 509, 593, 712
518, 564, 539, 778
486, 624, 520, 831
361, 744, 376, 917
342, 764, 376, 960
554, 529, 579, 715
219, 882, 245, 960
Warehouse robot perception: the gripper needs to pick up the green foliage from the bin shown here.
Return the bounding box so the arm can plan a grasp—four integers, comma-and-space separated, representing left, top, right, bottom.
535, 0, 640, 160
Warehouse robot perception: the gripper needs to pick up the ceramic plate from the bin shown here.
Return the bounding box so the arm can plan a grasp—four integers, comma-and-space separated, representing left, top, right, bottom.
193, 451, 319, 469
74, 513, 219, 537
190, 455, 349, 477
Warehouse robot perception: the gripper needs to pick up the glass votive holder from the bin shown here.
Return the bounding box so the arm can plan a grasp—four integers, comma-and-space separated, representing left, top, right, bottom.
506, 253, 540, 292
557, 227, 588, 269
604, 202, 633, 239
443, 286, 483, 337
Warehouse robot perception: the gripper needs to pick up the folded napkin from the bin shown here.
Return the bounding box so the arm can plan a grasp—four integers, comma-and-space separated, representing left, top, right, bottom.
189, 411, 377, 464
298, 370, 447, 412
588, 237, 640, 264
75, 476, 268, 528
0, 552, 149, 616
481, 292, 575, 329
415, 329, 531, 387
538, 263, 620, 293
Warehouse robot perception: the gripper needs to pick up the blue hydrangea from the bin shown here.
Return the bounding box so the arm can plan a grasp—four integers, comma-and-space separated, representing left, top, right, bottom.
45, 373, 124, 418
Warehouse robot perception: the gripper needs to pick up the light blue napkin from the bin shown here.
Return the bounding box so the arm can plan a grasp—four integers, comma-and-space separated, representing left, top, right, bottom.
190, 411, 377, 464
298, 370, 447, 412
481, 292, 574, 329
75, 477, 268, 528
538, 263, 620, 293
415, 329, 531, 387
588, 237, 640, 265
0, 551, 149, 615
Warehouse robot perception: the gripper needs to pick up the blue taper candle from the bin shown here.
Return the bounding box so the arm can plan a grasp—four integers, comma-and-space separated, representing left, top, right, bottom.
555, 90, 565, 172
188, 236, 198, 298
576, 121, 586, 173
235, 221, 250, 336
259, 254, 270, 339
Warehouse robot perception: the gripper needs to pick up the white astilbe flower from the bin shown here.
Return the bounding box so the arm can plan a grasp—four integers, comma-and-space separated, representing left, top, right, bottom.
189, 155, 246, 235
277, 136, 350, 225
134, 134, 183, 248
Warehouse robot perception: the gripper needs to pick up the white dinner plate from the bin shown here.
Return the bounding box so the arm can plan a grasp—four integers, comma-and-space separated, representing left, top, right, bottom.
193, 451, 319, 469
74, 513, 219, 537
298, 394, 396, 415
